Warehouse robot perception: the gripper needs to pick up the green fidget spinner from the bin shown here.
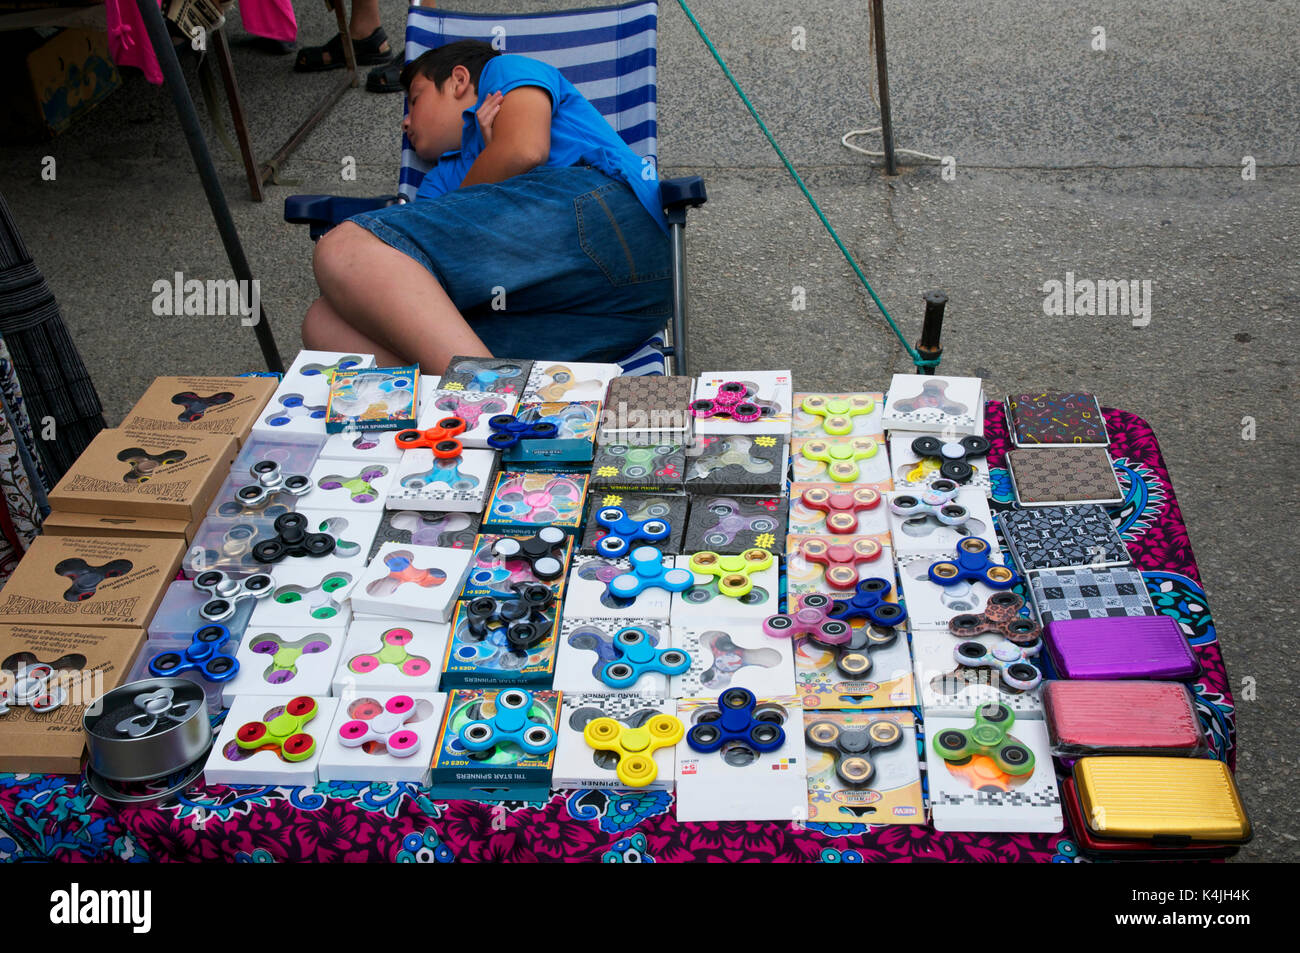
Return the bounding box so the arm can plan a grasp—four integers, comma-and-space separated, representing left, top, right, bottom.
272, 573, 352, 619
686, 548, 773, 598
800, 437, 880, 483
800, 394, 875, 435
931, 703, 1035, 776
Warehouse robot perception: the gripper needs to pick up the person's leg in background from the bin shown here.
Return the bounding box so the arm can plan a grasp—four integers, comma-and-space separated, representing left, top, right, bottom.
294, 0, 396, 72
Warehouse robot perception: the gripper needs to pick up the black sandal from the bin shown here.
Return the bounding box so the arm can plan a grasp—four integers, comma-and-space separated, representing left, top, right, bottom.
366, 57, 405, 94
295, 27, 393, 73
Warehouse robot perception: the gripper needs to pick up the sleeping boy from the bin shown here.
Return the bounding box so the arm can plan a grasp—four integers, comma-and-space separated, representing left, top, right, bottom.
303, 40, 672, 373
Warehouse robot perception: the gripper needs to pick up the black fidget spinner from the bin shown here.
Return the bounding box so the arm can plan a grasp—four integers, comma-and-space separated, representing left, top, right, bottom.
172, 390, 234, 423
805, 718, 903, 786
491, 527, 567, 580
252, 513, 337, 563
465, 582, 555, 650
234, 460, 314, 508
117, 447, 187, 483
54, 558, 133, 602
910, 435, 991, 483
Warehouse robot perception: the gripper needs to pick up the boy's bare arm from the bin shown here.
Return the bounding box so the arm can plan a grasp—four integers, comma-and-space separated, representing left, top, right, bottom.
460, 87, 553, 188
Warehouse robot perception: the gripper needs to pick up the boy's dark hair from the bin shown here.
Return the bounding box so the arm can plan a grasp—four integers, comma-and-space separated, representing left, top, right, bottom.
400, 40, 501, 93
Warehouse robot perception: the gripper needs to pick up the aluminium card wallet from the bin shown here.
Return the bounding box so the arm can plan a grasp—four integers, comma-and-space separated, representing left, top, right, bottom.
1006, 392, 1108, 447
1042, 680, 1205, 756
998, 504, 1130, 573
1029, 566, 1155, 624
1072, 757, 1251, 844
1060, 778, 1241, 859
1007, 448, 1122, 506
1044, 615, 1200, 680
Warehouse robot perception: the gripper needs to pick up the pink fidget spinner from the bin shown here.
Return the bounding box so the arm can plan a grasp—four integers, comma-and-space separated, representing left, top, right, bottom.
433, 393, 510, 429
348, 627, 432, 677
690, 381, 763, 422
338, 695, 422, 757
492, 476, 583, 523
796, 536, 883, 589
763, 593, 852, 645
800, 486, 882, 534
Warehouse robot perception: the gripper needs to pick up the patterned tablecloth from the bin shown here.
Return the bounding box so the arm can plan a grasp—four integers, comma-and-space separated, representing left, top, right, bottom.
0, 404, 1235, 863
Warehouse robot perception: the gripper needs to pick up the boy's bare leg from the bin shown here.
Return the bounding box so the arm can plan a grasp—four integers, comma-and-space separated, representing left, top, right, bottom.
311, 222, 492, 374
302, 297, 405, 365
348, 0, 382, 40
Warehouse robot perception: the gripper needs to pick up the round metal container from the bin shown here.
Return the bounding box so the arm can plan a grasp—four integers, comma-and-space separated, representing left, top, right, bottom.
83, 677, 211, 783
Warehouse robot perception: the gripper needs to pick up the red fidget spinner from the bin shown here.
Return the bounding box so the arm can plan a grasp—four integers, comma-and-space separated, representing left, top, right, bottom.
796, 536, 883, 589
800, 486, 881, 534
690, 381, 763, 423
366, 551, 448, 597
394, 416, 467, 457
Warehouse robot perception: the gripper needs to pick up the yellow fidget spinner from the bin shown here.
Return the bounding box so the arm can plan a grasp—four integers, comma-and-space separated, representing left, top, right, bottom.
800, 437, 880, 482
687, 548, 773, 598
584, 714, 683, 787
801, 395, 875, 435
904, 456, 943, 483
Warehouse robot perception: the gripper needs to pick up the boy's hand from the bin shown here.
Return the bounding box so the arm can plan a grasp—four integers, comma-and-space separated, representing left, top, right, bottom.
476, 91, 505, 145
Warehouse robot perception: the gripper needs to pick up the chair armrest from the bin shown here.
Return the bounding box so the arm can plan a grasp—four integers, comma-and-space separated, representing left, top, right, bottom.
660, 176, 707, 226
284, 194, 404, 240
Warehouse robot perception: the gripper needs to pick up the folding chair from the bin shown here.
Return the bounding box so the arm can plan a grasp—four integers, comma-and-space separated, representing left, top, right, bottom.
285, 0, 705, 376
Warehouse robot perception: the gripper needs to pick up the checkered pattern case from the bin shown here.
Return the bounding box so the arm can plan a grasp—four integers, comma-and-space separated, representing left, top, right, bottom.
1029, 567, 1154, 623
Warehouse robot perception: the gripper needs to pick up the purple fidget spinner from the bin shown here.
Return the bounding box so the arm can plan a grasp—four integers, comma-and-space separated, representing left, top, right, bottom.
433, 392, 511, 429
698, 497, 781, 548
248, 631, 334, 684
762, 592, 852, 644
690, 381, 764, 423
390, 511, 476, 547
317, 466, 388, 503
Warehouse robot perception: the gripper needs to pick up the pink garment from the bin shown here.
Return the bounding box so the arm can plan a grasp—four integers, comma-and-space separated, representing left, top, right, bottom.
105, 0, 297, 86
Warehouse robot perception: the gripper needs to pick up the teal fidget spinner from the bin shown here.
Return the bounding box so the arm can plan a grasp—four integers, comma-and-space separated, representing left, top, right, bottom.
931, 702, 1035, 775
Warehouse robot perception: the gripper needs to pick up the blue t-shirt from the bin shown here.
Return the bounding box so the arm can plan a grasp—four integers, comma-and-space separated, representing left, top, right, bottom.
414, 54, 666, 234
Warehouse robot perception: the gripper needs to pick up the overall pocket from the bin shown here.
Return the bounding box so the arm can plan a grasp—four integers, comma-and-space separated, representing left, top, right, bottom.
574, 182, 671, 288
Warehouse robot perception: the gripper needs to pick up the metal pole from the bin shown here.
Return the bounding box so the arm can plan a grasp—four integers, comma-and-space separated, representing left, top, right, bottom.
669, 222, 689, 377
917, 290, 946, 374
134, 0, 284, 372
870, 0, 898, 176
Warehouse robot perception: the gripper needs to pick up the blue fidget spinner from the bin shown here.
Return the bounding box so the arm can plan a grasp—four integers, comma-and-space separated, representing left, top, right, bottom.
458, 688, 557, 754
594, 505, 672, 558
608, 546, 693, 599
400, 458, 478, 491
685, 687, 786, 754
147, 623, 239, 682
827, 578, 908, 628
599, 626, 691, 689
451, 361, 523, 393
486, 414, 558, 450
928, 538, 1019, 589
266, 394, 327, 427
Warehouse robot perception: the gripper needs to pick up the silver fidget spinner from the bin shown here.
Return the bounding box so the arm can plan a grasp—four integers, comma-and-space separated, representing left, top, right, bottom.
234, 461, 314, 508
194, 569, 275, 621
114, 687, 200, 738
0, 665, 67, 714
689, 437, 775, 479
889, 478, 968, 526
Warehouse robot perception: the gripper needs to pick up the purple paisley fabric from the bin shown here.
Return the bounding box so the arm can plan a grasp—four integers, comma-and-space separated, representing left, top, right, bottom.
0, 405, 1235, 863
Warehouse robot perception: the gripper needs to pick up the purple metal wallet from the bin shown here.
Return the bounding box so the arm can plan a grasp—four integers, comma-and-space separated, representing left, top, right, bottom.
1044, 615, 1200, 680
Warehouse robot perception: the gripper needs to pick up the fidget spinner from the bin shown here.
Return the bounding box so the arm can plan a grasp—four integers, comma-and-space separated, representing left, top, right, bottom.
910, 434, 991, 483
891, 381, 968, 416
148, 623, 239, 682
317, 466, 389, 503
486, 414, 558, 449
686, 687, 785, 754
117, 447, 186, 483
348, 627, 432, 678
270, 571, 353, 620
827, 578, 907, 629
800, 437, 880, 483
490, 527, 568, 580
332, 373, 414, 413
598, 444, 680, 479
0, 653, 83, 714
464, 582, 555, 651
432, 392, 511, 428
688, 436, 774, 479
799, 486, 881, 534
597, 626, 691, 689
574, 559, 639, 609
594, 505, 671, 558
233, 460, 314, 509
952, 638, 1043, 692
697, 497, 780, 548
931, 702, 1035, 775
236, 695, 320, 761
252, 512, 336, 563
365, 551, 447, 597
584, 711, 684, 787
566, 624, 663, 677
535, 365, 604, 401
678, 577, 769, 608
172, 390, 233, 422
247, 631, 334, 684
697, 631, 782, 689
794, 537, 882, 590
115, 687, 201, 738
928, 538, 1018, 589
458, 688, 557, 754
608, 547, 694, 599
394, 416, 467, 451
299, 355, 364, 378
338, 695, 423, 757
398, 454, 479, 492
799, 394, 875, 435
216, 488, 295, 519
805, 718, 903, 786
390, 511, 477, 548
54, 558, 133, 601
687, 549, 773, 598
516, 403, 596, 438
948, 591, 1042, 645
313, 517, 363, 560
188, 522, 261, 572
890, 478, 969, 527
262, 394, 326, 428
762, 593, 852, 643
447, 360, 524, 394
491, 476, 584, 523
690, 381, 765, 422
194, 569, 275, 621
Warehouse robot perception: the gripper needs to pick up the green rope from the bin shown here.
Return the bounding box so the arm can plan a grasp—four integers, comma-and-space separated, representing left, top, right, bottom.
673, 0, 941, 370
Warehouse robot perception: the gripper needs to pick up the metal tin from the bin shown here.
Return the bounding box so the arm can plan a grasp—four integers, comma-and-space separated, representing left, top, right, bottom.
83, 677, 211, 782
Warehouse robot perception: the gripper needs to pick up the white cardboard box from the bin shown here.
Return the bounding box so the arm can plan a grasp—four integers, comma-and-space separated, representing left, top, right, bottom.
895, 551, 1018, 631
563, 554, 674, 622
912, 630, 1045, 718
554, 616, 674, 694
349, 542, 474, 623
692, 370, 793, 435
525, 362, 621, 403
205, 694, 340, 787
220, 624, 347, 706
296, 459, 396, 512
332, 618, 451, 695
387, 447, 496, 513
553, 692, 677, 790
670, 553, 780, 626
317, 690, 447, 783
885, 487, 997, 557
670, 624, 794, 698
882, 374, 983, 435
249, 556, 357, 629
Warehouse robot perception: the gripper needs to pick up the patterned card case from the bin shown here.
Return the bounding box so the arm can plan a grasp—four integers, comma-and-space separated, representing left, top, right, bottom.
1029, 566, 1155, 623
600, 375, 695, 441
1006, 393, 1109, 446
1007, 447, 1122, 505
999, 504, 1130, 573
